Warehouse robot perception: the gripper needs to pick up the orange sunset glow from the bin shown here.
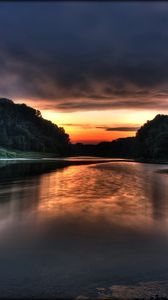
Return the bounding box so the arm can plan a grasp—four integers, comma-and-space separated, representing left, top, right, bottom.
14, 98, 167, 144
40, 109, 168, 143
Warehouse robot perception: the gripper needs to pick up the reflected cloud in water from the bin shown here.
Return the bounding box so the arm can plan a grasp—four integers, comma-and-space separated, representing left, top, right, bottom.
0, 162, 168, 234
36, 162, 168, 230
0, 160, 168, 298
0, 160, 168, 239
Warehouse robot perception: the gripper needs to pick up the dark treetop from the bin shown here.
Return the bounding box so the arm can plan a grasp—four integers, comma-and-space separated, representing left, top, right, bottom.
0, 98, 70, 156
0, 98, 168, 160
72, 114, 168, 160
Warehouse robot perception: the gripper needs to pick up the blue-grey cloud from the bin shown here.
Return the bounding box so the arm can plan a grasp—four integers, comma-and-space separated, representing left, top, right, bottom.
60, 124, 139, 132
0, 2, 168, 111
96, 126, 140, 132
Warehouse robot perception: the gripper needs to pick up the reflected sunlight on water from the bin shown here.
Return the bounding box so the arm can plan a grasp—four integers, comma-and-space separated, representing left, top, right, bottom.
0, 160, 168, 297
36, 162, 168, 234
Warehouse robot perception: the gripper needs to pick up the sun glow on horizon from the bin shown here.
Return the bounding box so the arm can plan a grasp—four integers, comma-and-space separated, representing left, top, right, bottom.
14, 98, 168, 144
40, 108, 163, 144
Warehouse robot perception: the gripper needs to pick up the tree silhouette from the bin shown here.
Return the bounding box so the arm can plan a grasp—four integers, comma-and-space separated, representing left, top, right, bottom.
0, 98, 70, 156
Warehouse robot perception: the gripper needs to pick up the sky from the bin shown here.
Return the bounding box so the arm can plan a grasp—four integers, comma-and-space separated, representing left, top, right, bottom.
0, 2, 168, 143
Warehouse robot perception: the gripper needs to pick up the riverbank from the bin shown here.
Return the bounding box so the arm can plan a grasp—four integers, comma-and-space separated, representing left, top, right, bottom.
76, 280, 168, 299
1, 146, 168, 167
0, 147, 60, 159
0, 157, 123, 182
0, 157, 124, 170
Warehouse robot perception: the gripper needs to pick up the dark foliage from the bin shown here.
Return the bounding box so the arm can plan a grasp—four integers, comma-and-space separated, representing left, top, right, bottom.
0, 98, 70, 155
71, 137, 137, 158
1, 98, 167, 159
136, 114, 168, 159
96, 137, 137, 158
72, 115, 168, 159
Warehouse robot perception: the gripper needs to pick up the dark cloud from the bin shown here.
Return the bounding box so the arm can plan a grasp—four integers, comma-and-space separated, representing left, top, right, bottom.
61, 124, 139, 132
0, 2, 168, 111
97, 126, 140, 132
61, 123, 93, 129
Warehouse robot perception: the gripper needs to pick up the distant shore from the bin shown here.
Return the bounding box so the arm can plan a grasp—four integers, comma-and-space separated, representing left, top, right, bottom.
1, 147, 168, 167
0, 156, 129, 169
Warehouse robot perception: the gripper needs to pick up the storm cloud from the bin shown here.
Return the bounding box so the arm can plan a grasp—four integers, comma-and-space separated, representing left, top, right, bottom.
0, 2, 168, 111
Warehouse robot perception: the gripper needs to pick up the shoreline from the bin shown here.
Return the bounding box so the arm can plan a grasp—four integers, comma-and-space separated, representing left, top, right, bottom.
1, 146, 168, 165
0, 156, 168, 165
76, 280, 168, 299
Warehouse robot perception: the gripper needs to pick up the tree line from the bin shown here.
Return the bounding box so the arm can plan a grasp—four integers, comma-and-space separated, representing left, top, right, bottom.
0, 98, 168, 159
0, 98, 70, 156
72, 114, 168, 160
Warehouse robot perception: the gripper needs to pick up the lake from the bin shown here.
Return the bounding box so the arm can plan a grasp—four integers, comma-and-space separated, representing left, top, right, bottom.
0, 158, 168, 298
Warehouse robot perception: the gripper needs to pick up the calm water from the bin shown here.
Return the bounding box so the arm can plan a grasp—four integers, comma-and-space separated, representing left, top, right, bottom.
0, 159, 168, 298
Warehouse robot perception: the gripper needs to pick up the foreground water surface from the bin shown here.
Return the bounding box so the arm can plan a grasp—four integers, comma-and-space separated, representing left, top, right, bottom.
0, 159, 168, 298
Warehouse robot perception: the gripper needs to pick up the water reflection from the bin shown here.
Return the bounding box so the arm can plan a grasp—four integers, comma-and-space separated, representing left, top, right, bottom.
0, 161, 168, 237
35, 162, 168, 230
0, 160, 168, 297
0, 161, 67, 234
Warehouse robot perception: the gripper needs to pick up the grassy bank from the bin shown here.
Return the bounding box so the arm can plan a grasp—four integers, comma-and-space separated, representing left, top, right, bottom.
1, 147, 168, 165
0, 147, 59, 159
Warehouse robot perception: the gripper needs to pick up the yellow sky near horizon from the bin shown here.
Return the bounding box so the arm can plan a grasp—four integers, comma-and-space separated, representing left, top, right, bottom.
41, 108, 162, 144
14, 98, 167, 144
